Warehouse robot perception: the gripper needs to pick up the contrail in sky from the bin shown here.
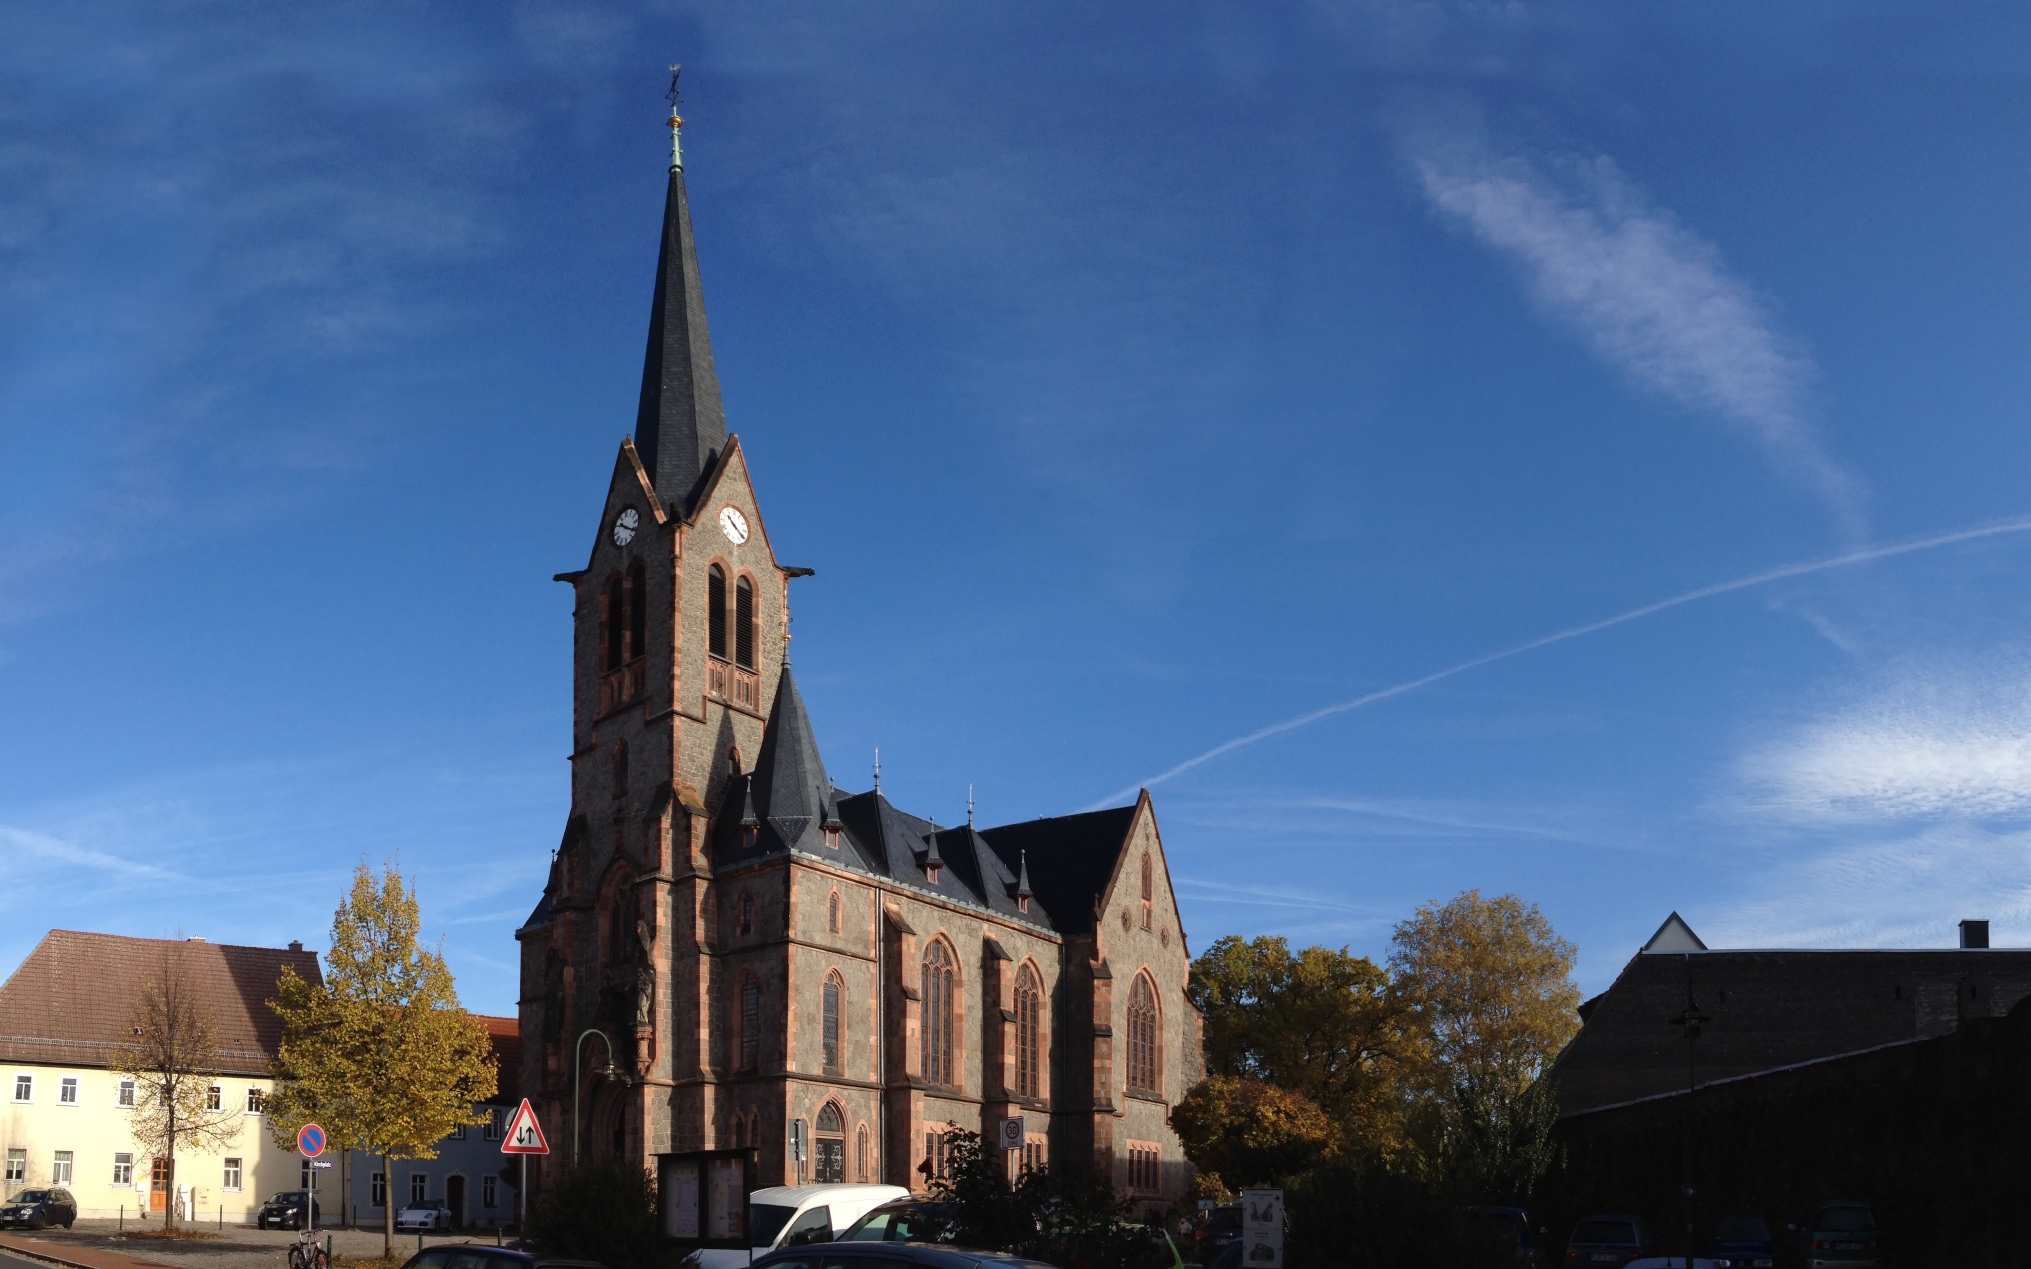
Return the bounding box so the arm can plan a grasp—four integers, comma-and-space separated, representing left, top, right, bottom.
1091, 516, 2031, 809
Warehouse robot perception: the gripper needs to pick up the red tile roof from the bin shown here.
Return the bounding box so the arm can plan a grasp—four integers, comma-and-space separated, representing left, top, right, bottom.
476, 1014, 520, 1102
0, 930, 323, 1077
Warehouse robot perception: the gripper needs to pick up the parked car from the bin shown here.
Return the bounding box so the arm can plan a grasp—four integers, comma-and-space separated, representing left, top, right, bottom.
1194, 1204, 1243, 1263
1804, 1201, 1879, 1269
397, 1197, 457, 1233
397, 1247, 606, 1269
838, 1198, 960, 1244
678, 1184, 912, 1269
1707, 1212, 1775, 1269
0, 1188, 77, 1230
1204, 1241, 1244, 1269
1564, 1214, 1658, 1267
754, 1244, 1058, 1269
257, 1191, 323, 1230
1462, 1205, 1546, 1266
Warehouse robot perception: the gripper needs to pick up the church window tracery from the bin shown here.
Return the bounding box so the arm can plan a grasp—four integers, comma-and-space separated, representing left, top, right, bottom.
822, 971, 844, 1074
1015, 963, 1043, 1099
1140, 854, 1153, 930
828, 892, 841, 934
1126, 973, 1161, 1094
736, 892, 754, 937
921, 939, 957, 1087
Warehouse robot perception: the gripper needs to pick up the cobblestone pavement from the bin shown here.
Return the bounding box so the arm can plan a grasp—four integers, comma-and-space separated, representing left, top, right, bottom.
16, 1221, 503, 1269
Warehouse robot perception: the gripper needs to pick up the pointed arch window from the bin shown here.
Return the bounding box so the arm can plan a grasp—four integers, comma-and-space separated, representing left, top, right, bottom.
627, 562, 647, 661
921, 940, 956, 1088
822, 972, 844, 1074
734, 575, 756, 669
1140, 854, 1153, 930
828, 892, 842, 935
612, 740, 630, 799
1126, 974, 1161, 1094
857, 1124, 870, 1182
602, 576, 625, 673
1015, 964, 1044, 1100
708, 566, 728, 660
737, 973, 761, 1073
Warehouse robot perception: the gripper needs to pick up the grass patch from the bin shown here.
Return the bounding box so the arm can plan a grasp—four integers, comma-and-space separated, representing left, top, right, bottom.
125, 1228, 222, 1241
333, 1256, 408, 1269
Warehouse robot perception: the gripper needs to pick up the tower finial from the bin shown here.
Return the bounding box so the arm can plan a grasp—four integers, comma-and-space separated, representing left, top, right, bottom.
666, 64, 685, 171
873, 747, 881, 793
967, 783, 975, 827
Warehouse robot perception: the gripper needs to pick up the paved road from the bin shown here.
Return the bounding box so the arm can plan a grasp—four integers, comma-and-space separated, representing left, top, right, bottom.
0, 1253, 51, 1269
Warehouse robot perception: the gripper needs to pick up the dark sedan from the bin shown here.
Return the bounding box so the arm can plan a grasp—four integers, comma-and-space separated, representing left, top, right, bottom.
398, 1248, 606, 1269
0, 1188, 76, 1230
1708, 1212, 1775, 1269
755, 1244, 1056, 1269
256, 1191, 323, 1230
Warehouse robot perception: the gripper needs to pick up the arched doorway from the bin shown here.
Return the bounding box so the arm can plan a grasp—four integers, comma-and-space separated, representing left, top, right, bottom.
814, 1104, 845, 1184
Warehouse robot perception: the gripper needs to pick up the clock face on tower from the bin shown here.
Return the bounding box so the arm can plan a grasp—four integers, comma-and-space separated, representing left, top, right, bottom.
718, 505, 750, 545
611, 506, 639, 547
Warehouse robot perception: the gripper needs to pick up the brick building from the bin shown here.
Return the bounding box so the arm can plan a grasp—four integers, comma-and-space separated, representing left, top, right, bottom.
515, 113, 1202, 1206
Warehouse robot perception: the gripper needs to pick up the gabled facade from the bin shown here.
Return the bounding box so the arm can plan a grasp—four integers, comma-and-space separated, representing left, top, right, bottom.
516, 114, 1201, 1208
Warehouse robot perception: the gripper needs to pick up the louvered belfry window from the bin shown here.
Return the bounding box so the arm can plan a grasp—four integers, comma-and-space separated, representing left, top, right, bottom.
738, 975, 760, 1072
627, 563, 647, 660
603, 576, 625, 672
734, 576, 756, 669
708, 566, 728, 659
1015, 965, 1043, 1099
1127, 975, 1160, 1093
922, 941, 955, 1087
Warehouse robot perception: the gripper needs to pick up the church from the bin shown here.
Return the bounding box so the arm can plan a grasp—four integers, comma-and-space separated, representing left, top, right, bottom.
515, 101, 1201, 1208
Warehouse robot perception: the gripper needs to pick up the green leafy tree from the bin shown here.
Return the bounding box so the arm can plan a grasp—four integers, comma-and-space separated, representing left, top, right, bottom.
113, 942, 244, 1228
1168, 1076, 1335, 1187
1188, 935, 1418, 1156
926, 1126, 1169, 1269
267, 863, 498, 1255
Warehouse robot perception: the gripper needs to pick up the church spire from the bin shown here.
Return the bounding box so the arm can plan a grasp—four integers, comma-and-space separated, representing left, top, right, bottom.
633, 67, 728, 518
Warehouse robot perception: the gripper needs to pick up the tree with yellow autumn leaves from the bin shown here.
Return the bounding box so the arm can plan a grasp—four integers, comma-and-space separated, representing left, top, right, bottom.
266, 864, 497, 1256
1176, 890, 1578, 1200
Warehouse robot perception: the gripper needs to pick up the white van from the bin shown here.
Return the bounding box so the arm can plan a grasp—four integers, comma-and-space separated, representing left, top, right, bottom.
681, 1184, 911, 1269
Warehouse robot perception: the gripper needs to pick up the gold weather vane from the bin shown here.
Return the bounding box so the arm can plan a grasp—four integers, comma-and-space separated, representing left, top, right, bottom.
667, 64, 684, 171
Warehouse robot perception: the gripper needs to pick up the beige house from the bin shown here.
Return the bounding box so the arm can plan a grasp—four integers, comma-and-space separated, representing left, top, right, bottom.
0, 931, 321, 1221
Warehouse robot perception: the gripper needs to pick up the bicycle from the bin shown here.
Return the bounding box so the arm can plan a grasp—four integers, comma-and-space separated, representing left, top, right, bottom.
286, 1228, 331, 1269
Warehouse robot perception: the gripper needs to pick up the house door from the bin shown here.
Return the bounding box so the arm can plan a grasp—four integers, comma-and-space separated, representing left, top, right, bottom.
149, 1158, 173, 1214
446, 1175, 466, 1229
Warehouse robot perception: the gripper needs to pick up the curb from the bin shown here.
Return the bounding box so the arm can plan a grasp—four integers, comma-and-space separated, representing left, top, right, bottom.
0, 1236, 174, 1269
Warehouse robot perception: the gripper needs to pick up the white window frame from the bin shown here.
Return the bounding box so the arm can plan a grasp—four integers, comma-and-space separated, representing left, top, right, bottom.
117, 1079, 136, 1107
5, 1150, 25, 1183
12, 1074, 32, 1103
58, 1076, 78, 1105
409, 1172, 428, 1204
112, 1153, 133, 1186
223, 1157, 243, 1191
246, 1087, 265, 1114
452, 1123, 467, 1140
206, 1084, 222, 1111
371, 1172, 386, 1208
482, 1175, 497, 1209
51, 1151, 72, 1185
482, 1108, 502, 1141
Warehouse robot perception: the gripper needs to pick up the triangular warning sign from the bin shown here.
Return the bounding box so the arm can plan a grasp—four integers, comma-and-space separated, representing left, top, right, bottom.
501, 1098, 550, 1155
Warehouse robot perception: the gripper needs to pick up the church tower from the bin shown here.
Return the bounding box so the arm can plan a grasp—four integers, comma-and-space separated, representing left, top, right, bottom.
518, 83, 794, 1173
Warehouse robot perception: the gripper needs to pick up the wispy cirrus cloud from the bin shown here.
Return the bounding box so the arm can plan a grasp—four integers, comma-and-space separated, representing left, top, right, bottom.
1405, 122, 1865, 539
1741, 655, 2031, 822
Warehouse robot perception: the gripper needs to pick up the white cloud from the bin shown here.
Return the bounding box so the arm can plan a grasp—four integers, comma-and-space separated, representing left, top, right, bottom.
1742, 657, 2031, 821
1407, 125, 1865, 538
1708, 823, 2031, 949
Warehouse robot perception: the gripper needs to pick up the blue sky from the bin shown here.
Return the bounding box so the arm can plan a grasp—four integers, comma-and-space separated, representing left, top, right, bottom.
7, 1, 2031, 1014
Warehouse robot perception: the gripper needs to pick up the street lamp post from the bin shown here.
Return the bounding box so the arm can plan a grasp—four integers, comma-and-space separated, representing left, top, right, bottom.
574, 1028, 623, 1167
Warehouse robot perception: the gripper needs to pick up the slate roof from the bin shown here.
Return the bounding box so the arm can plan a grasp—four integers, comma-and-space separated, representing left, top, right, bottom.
1550, 936, 2031, 1116
0, 931, 323, 1077
708, 660, 1139, 938
632, 165, 728, 519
